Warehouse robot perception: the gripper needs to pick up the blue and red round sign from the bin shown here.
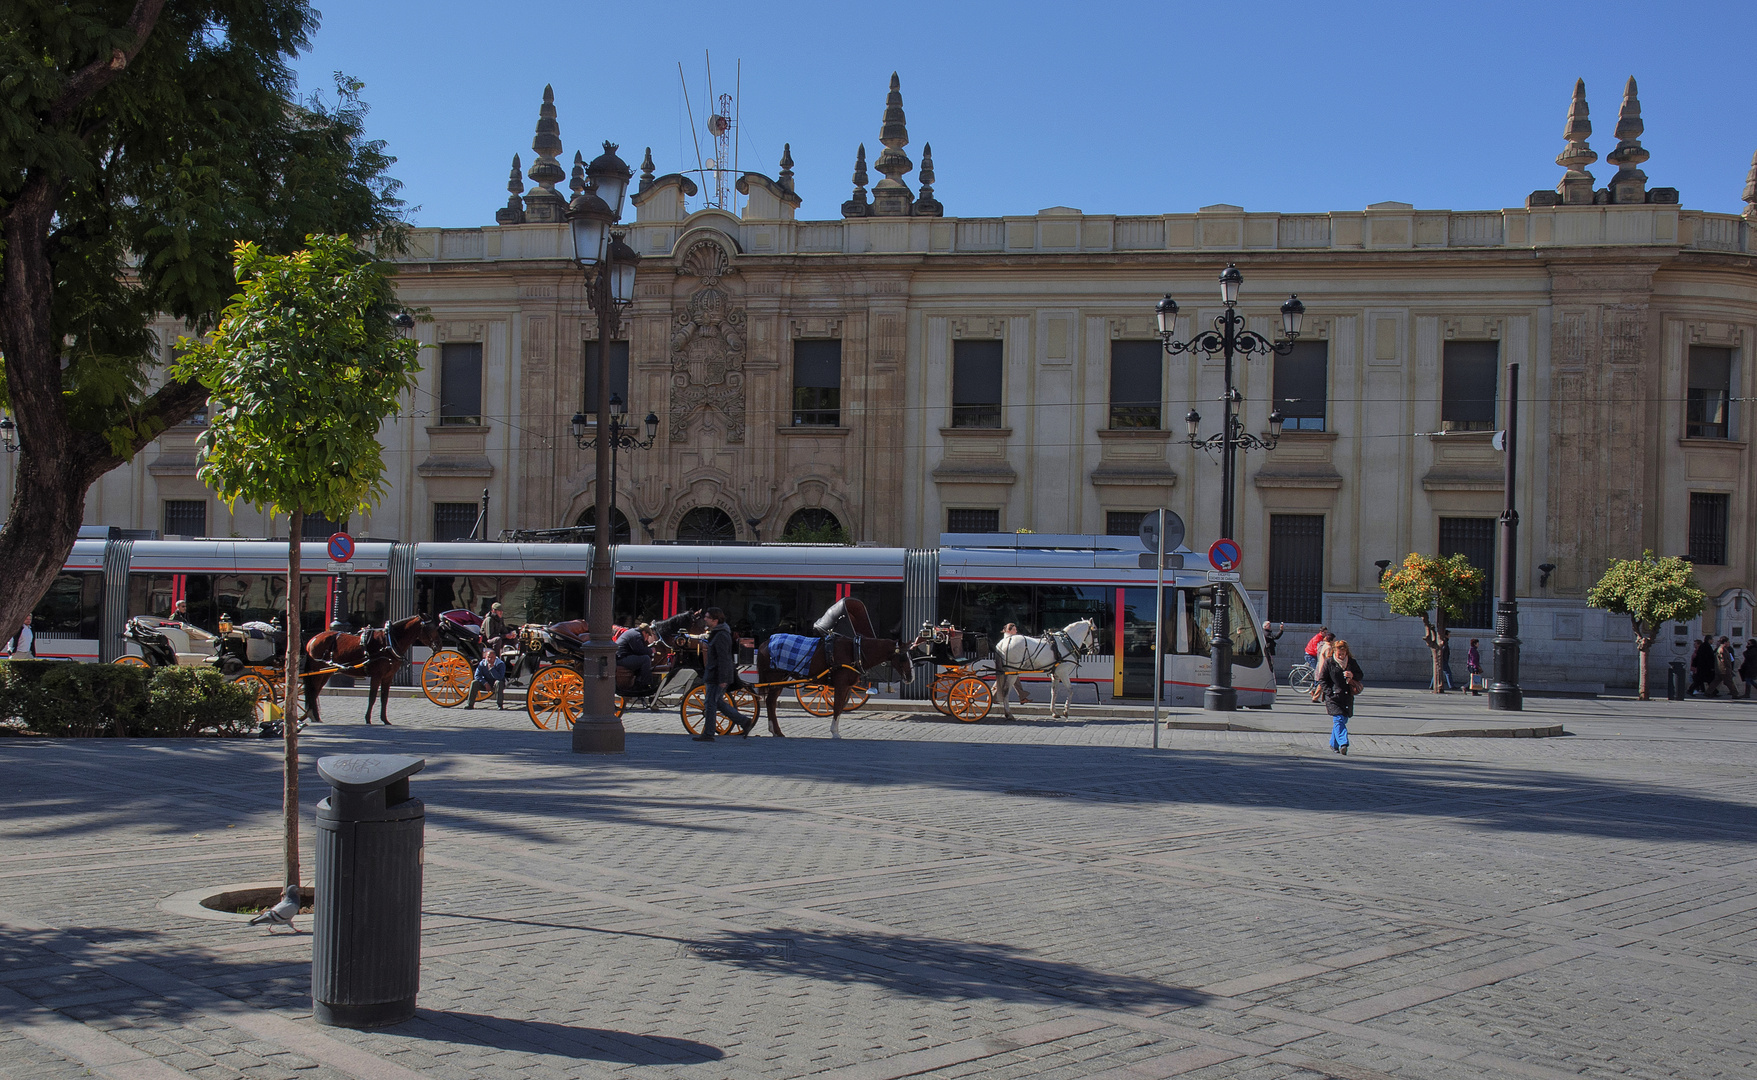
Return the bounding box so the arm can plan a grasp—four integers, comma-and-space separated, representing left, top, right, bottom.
327, 532, 355, 563
1208, 538, 1242, 573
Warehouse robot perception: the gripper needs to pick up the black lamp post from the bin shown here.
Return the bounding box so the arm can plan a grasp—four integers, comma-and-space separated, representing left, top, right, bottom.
0, 413, 17, 454
566, 140, 640, 754
1157, 264, 1303, 712
571, 393, 659, 543
1490, 362, 1523, 711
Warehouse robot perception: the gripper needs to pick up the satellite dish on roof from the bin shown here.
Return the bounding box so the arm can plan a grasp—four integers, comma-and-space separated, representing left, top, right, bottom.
708, 114, 731, 137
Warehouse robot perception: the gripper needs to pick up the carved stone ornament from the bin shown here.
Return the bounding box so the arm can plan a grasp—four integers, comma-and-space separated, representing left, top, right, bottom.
678, 240, 732, 287
668, 284, 748, 443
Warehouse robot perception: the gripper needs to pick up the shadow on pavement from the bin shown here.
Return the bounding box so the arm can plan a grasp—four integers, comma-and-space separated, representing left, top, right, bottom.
385, 1010, 724, 1064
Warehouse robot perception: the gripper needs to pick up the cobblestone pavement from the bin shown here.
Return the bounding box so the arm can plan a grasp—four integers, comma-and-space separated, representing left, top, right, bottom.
1, 690, 1752, 1079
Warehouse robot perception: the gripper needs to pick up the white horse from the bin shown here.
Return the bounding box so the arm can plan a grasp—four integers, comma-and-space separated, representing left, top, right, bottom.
993, 619, 1099, 719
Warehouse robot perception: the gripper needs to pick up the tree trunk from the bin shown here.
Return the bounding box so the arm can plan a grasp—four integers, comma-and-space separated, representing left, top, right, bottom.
284, 510, 302, 890
1636, 636, 1651, 702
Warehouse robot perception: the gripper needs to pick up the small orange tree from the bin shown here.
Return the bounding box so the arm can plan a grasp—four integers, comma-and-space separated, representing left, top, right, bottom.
1380, 553, 1486, 692
1586, 551, 1706, 700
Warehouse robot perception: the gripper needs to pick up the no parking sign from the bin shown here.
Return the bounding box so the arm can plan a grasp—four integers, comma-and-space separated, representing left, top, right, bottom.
1207, 538, 1242, 573
327, 532, 355, 563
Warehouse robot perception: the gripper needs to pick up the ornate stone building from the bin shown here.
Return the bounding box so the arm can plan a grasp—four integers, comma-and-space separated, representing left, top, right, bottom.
22, 75, 1757, 683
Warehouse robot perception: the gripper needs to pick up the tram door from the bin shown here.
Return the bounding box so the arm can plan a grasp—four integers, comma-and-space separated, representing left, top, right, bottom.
1114, 587, 1210, 706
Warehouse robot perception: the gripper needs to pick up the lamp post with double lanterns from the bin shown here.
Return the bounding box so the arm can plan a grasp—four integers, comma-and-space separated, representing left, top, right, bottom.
571, 393, 659, 543
565, 141, 640, 754
1156, 264, 1303, 712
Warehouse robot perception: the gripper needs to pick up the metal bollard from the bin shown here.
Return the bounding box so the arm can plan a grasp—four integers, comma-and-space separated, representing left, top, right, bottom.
1667, 660, 1686, 701
312, 754, 425, 1027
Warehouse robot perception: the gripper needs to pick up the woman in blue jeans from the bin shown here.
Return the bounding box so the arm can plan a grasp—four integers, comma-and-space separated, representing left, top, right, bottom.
1317, 639, 1364, 755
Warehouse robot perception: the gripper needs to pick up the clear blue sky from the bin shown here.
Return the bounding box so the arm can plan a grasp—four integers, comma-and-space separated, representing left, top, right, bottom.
290, 0, 1756, 228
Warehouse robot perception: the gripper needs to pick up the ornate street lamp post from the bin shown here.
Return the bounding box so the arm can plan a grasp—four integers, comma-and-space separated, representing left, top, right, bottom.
566, 141, 640, 754
1157, 264, 1303, 711
572, 393, 660, 543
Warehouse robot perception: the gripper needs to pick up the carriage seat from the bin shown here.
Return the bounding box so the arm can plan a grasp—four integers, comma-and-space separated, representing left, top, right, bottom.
237, 621, 283, 664
812, 597, 875, 641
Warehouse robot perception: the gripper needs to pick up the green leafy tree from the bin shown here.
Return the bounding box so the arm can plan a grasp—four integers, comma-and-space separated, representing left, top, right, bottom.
1380, 552, 1487, 692
782, 519, 851, 544
1586, 551, 1706, 701
0, 0, 406, 652
175, 235, 420, 889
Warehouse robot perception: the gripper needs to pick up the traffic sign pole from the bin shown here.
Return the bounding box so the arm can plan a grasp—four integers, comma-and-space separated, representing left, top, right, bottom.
1152, 509, 1166, 748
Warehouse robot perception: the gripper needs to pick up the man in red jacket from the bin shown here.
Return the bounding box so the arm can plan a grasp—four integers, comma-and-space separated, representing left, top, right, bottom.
1304, 627, 1331, 661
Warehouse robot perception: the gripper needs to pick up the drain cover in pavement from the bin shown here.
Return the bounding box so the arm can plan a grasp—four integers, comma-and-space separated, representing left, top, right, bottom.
676, 937, 794, 962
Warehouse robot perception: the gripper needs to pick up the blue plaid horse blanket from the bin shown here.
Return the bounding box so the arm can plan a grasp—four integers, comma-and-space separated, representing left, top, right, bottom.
766, 634, 822, 676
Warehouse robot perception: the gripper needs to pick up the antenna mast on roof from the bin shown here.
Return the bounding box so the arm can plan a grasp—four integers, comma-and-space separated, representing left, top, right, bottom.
677, 53, 744, 214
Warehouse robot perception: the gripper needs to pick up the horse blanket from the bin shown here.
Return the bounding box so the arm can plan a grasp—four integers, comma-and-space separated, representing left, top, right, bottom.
767, 634, 822, 676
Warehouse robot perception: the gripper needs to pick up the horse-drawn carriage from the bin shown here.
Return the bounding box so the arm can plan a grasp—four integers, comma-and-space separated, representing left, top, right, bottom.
525, 612, 707, 731
913, 622, 996, 722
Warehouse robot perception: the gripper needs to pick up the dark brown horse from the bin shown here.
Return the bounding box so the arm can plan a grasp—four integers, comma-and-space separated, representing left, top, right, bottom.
755, 635, 913, 739
305, 615, 439, 725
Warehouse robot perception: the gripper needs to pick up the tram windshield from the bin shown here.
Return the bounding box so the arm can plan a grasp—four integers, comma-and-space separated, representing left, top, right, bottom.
1190, 585, 1263, 667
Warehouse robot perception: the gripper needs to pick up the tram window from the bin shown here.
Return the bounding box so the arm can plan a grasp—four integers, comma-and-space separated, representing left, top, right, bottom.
416, 576, 586, 625
129, 574, 177, 619
614, 579, 665, 625
850, 583, 905, 638
1188, 586, 1263, 667
1036, 585, 1112, 653
344, 576, 390, 629
943, 583, 1033, 646
32, 572, 104, 638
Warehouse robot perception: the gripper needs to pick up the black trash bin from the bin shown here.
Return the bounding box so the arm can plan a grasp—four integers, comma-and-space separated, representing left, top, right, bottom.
1667, 660, 1686, 701
313, 754, 425, 1028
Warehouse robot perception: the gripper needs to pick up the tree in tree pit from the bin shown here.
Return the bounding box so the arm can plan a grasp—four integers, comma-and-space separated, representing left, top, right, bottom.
175, 235, 420, 890
1586, 551, 1706, 701
1380, 552, 1486, 692
0, 0, 405, 650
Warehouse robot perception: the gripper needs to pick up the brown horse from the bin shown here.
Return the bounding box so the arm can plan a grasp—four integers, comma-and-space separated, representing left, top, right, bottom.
305, 615, 439, 725
755, 635, 913, 739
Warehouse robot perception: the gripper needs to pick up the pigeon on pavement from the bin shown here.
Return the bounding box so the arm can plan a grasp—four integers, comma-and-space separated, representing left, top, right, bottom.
248, 885, 302, 932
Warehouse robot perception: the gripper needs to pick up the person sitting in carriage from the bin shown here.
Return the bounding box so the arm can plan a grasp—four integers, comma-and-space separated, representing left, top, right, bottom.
616, 622, 657, 688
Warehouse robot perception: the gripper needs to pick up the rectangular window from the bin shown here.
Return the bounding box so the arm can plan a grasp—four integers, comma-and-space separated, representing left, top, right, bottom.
792, 339, 842, 426
1441, 341, 1498, 432
583, 339, 630, 414
1106, 511, 1147, 537
1439, 517, 1496, 628
1686, 346, 1733, 439
302, 512, 347, 540
163, 500, 206, 538
1108, 341, 1162, 429
31, 572, 105, 639
951, 340, 1003, 428
1268, 515, 1325, 623
1688, 492, 1729, 565
433, 503, 479, 542
1274, 340, 1329, 431
946, 508, 1001, 533
439, 342, 484, 425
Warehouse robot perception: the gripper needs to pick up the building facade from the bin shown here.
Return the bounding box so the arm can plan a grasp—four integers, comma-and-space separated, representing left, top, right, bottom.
15, 76, 1757, 684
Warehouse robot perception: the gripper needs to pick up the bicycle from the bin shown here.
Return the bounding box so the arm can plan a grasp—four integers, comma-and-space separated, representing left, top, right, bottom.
1287, 661, 1317, 692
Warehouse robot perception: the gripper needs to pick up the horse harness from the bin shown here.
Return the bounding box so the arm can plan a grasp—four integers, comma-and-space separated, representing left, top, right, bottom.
1004, 629, 1087, 674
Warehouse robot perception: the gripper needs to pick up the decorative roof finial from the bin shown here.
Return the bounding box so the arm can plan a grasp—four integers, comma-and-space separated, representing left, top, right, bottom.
639, 147, 656, 193
842, 144, 870, 218
495, 154, 526, 225
524, 84, 568, 222
778, 143, 795, 193
1555, 78, 1597, 205
1606, 76, 1649, 204
871, 72, 915, 215
913, 142, 942, 217
1743, 149, 1757, 221
569, 150, 588, 196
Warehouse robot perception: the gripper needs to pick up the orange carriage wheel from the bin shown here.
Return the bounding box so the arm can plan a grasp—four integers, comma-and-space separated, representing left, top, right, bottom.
421, 649, 474, 708
945, 676, 992, 723
681, 685, 755, 735
526, 665, 582, 730
112, 655, 151, 668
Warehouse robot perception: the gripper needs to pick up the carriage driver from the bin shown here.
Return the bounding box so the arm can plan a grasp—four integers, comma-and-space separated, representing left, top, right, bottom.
615, 622, 657, 686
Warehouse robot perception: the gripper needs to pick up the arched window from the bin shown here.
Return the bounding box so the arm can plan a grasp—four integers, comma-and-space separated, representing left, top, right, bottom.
575, 506, 631, 543
676, 507, 737, 544
783, 508, 847, 543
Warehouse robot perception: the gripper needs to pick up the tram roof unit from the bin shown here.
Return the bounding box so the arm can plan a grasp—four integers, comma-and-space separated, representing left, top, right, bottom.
937, 532, 1204, 585
613, 543, 907, 582
94, 539, 397, 575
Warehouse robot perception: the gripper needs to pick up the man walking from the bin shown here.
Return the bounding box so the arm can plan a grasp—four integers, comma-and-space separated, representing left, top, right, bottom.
1262, 621, 1285, 681
3, 614, 35, 658
465, 646, 506, 710
1712, 636, 1744, 699
693, 608, 751, 741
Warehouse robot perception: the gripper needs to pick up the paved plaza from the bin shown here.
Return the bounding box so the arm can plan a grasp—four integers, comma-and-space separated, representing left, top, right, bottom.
1, 689, 1753, 1080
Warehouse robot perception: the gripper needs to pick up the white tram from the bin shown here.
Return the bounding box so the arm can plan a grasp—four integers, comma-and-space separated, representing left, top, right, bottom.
34, 529, 1274, 707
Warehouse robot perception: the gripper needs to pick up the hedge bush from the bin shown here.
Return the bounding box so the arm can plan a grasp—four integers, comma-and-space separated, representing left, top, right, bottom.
0, 661, 257, 737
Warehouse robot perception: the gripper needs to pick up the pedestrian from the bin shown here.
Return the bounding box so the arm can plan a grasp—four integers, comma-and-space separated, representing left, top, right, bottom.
1304, 626, 1330, 663
1318, 638, 1364, 755
1438, 628, 1455, 692
465, 645, 505, 710
1466, 638, 1483, 695
484, 602, 508, 644
3, 614, 36, 658
1309, 635, 1334, 703
1712, 636, 1744, 699
616, 622, 656, 687
1689, 638, 1716, 696
693, 607, 751, 741
1000, 622, 1031, 704
1262, 621, 1285, 681
1740, 639, 1757, 699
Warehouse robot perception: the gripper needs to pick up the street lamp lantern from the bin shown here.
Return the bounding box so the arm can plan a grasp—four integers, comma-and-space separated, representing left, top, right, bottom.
609, 393, 626, 419
1155, 294, 1180, 335
642, 410, 660, 442
566, 187, 613, 268
585, 141, 633, 218
1219, 263, 1243, 305
605, 232, 640, 306
1280, 294, 1305, 337
1158, 265, 1307, 712
570, 412, 587, 441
